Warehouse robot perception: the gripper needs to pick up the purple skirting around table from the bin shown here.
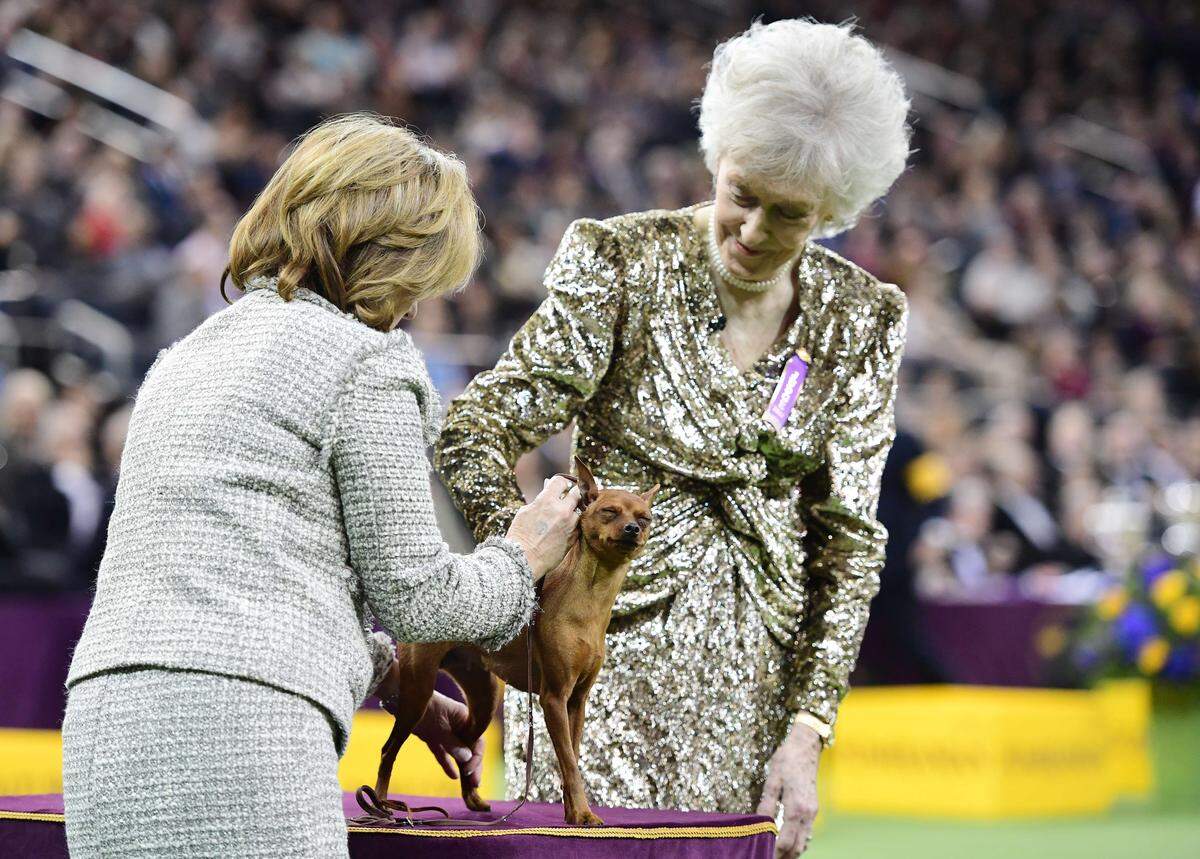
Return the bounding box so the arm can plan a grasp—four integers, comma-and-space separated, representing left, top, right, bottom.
0, 592, 92, 729
3, 591, 1087, 729
0, 793, 777, 858
856, 597, 1080, 686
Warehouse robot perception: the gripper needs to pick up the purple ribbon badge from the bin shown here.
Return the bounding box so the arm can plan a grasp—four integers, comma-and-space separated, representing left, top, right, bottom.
762, 350, 811, 431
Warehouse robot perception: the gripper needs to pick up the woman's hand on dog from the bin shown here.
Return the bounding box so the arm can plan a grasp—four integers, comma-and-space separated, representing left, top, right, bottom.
408, 690, 486, 789
506, 474, 582, 580
756, 723, 822, 858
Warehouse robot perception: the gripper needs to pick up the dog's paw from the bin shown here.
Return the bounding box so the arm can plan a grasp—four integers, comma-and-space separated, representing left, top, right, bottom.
463, 790, 491, 813
567, 808, 604, 827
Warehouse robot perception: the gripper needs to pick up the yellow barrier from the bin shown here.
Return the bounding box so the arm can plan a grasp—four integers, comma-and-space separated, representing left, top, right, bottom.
0, 681, 1151, 821
337, 708, 506, 800
822, 680, 1153, 818
0, 709, 507, 800
0, 729, 63, 795
1096, 679, 1153, 799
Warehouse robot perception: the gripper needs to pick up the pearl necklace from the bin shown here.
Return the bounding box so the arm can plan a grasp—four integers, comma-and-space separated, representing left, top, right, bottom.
707, 212, 791, 293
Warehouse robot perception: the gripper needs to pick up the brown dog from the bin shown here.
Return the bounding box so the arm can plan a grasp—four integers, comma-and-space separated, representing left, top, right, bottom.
374, 458, 657, 826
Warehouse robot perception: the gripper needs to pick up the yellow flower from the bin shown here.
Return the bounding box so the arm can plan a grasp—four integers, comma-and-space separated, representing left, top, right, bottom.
1151, 571, 1188, 608
1035, 624, 1068, 658
905, 453, 952, 504
1137, 638, 1170, 675
1097, 588, 1128, 620
1169, 597, 1200, 636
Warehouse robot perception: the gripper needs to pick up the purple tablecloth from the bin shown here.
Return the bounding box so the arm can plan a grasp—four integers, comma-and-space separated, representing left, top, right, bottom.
0, 793, 776, 858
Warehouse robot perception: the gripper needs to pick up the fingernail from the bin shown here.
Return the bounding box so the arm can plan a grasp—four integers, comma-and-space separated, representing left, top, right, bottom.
452, 748, 472, 763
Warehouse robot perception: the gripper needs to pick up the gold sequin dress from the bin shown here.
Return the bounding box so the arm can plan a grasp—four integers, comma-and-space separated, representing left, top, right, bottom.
435, 205, 907, 813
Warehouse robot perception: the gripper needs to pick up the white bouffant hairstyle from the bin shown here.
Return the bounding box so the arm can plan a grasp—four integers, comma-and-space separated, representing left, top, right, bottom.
698, 19, 912, 238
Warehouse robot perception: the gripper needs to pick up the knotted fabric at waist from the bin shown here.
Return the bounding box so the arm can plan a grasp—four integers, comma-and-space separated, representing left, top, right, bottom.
603, 467, 810, 649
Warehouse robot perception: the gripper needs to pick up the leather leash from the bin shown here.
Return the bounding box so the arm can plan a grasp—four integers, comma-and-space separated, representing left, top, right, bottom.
351, 624, 535, 828
352, 473, 583, 828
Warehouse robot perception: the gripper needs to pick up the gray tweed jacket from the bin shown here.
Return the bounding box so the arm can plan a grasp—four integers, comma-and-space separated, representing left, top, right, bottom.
67, 278, 536, 751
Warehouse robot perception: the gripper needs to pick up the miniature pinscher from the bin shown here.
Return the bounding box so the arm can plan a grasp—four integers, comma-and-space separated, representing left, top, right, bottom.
374, 457, 658, 826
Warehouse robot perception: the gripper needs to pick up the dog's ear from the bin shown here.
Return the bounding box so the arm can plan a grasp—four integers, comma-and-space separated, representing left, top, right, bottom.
574, 456, 600, 505
640, 483, 660, 505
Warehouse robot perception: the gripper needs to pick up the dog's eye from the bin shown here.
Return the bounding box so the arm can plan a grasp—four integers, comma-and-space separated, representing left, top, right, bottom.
637, 516, 651, 527
601, 509, 619, 519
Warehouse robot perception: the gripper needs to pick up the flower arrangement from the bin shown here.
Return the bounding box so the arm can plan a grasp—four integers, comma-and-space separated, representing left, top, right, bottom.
1069, 551, 1200, 685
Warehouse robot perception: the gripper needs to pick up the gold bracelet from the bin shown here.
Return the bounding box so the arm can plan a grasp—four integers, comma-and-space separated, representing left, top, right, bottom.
790, 710, 832, 743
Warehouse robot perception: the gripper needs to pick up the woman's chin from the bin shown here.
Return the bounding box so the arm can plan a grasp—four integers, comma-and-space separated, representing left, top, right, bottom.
730, 262, 771, 281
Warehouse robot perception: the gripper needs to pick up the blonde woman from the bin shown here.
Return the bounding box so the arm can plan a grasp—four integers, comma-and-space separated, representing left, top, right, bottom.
437, 20, 911, 858
61, 115, 581, 858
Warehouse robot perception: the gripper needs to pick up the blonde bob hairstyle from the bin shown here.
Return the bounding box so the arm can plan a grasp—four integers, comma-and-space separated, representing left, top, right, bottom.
698, 19, 912, 238
222, 113, 481, 331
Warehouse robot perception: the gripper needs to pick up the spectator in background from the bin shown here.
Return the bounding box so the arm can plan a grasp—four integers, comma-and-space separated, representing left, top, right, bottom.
41, 400, 105, 581
986, 440, 1098, 574
0, 370, 71, 588
863, 429, 952, 683
79, 404, 132, 581
915, 475, 1004, 596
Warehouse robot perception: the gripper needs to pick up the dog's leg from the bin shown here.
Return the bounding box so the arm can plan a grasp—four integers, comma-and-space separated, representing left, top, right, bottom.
541, 692, 604, 826
567, 672, 597, 762
375, 648, 439, 803
439, 649, 502, 812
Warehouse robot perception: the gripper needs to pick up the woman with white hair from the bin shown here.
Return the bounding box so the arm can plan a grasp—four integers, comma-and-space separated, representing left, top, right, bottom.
437, 19, 911, 858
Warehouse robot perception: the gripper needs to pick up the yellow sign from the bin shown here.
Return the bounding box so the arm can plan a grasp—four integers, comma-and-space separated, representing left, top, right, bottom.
0, 709, 506, 800
823, 681, 1152, 818
1, 681, 1152, 822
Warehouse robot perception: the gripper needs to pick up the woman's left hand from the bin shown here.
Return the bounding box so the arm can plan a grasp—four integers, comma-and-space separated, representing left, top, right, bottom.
413, 692, 485, 789
756, 724, 822, 858
376, 662, 484, 789
379, 686, 483, 790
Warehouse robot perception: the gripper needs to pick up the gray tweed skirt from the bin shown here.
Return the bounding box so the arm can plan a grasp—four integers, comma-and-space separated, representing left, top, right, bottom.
62, 668, 349, 858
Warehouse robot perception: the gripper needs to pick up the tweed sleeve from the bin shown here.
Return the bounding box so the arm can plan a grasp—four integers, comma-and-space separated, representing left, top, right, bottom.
434, 218, 623, 542
331, 347, 537, 652
788, 286, 908, 738
365, 631, 396, 695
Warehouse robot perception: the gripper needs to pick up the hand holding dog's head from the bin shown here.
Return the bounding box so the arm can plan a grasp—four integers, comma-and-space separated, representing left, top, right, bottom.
574, 456, 659, 560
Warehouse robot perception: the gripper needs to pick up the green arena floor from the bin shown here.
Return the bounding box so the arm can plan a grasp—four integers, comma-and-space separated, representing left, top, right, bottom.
809, 708, 1200, 859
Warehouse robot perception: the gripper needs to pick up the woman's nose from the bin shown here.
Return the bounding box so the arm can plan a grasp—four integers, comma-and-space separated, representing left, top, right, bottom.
739, 209, 768, 245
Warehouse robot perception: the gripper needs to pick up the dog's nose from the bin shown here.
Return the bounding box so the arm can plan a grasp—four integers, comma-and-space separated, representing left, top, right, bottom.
623, 522, 640, 535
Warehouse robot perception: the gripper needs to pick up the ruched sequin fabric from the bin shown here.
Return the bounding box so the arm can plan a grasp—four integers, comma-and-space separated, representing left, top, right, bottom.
436, 205, 907, 812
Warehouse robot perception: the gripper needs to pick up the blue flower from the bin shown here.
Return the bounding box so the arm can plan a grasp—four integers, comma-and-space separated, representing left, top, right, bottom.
1161, 646, 1198, 681
1141, 553, 1174, 587
1073, 644, 1101, 671
1114, 604, 1158, 655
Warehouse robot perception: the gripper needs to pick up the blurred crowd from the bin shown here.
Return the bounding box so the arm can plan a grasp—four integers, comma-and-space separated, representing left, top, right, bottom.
0, 0, 1197, 595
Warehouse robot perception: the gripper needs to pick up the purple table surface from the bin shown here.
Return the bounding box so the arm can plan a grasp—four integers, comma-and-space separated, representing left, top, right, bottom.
0, 793, 777, 859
